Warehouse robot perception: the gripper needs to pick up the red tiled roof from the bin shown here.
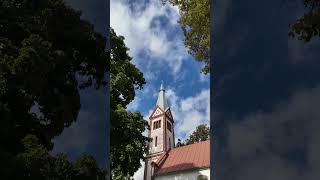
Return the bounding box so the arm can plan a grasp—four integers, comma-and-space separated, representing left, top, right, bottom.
154, 140, 210, 175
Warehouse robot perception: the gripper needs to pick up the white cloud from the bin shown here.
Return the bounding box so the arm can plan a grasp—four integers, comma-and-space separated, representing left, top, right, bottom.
126, 84, 156, 112
111, 0, 190, 76
226, 86, 320, 180
165, 88, 210, 141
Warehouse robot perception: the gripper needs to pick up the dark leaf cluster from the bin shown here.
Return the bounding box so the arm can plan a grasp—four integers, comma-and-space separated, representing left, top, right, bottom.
161, 0, 210, 74
289, 0, 320, 42
110, 29, 150, 179
176, 124, 210, 147
1, 0, 109, 179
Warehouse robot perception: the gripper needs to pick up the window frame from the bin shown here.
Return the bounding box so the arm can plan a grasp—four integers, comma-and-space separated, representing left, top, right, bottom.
153, 120, 161, 130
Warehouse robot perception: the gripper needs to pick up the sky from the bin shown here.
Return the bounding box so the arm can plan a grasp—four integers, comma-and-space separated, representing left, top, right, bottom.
213, 0, 320, 179
46, 0, 320, 179
51, 0, 109, 169
110, 0, 210, 142
51, 0, 210, 179
111, 0, 210, 178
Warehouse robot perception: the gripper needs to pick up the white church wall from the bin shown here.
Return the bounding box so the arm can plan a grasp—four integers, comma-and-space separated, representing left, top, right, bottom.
154, 168, 210, 180
149, 116, 164, 154
145, 155, 162, 180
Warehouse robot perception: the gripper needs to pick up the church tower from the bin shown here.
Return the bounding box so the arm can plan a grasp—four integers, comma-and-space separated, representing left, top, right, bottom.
144, 81, 175, 180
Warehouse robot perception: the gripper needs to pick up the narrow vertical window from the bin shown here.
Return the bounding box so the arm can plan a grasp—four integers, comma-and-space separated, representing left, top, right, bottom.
167, 121, 172, 132
155, 136, 157, 147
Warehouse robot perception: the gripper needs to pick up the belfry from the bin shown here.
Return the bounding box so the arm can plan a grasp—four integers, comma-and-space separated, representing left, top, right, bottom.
143, 81, 210, 180
144, 81, 175, 180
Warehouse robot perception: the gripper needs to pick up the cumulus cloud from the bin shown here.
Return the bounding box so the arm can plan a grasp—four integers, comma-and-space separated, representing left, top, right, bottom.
165, 88, 210, 141
224, 86, 320, 180
111, 0, 190, 76
127, 84, 157, 112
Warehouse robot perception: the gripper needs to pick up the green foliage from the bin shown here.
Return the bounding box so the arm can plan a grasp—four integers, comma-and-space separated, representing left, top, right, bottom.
1, 0, 108, 154
1, 0, 108, 179
176, 124, 210, 147
289, 0, 320, 42
186, 124, 210, 145
110, 29, 145, 108
162, 0, 210, 74
176, 138, 185, 147
1, 0, 149, 179
12, 135, 107, 180
74, 155, 107, 180
110, 29, 150, 179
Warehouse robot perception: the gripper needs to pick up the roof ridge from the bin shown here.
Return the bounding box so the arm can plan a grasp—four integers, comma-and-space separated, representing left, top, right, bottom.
154, 139, 210, 176
173, 139, 210, 150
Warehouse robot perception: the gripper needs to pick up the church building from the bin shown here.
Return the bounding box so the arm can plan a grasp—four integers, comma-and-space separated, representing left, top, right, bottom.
144, 82, 210, 180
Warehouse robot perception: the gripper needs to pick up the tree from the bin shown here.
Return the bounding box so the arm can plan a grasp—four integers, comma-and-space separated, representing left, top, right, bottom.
110, 29, 150, 180
185, 124, 210, 145
1, 0, 108, 179
1, 0, 108, 153
1, 0, 149, 179
175, 124, 210, 147
12, 135, 107, 180
161, 0, 210, 74
289, 0, 320, 42
176, 138, 185, 147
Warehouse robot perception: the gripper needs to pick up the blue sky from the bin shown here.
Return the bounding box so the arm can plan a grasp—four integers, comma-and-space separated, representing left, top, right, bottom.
111, 0, 210, 141
49, 0, 320, 179
52, 0, 210, 178
111, 0, 210, 178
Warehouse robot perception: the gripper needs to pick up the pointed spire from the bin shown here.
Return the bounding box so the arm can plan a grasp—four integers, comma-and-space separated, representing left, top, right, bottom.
160, 80, 164, 90
156, 80, 168, 110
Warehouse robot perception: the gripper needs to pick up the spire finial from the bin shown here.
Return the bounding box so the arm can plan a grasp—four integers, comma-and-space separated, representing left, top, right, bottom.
160, 80, 164, 91
156, 80, 168, 110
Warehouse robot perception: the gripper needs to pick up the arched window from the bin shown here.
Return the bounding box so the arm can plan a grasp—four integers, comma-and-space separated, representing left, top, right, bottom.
153, 120, 161, 130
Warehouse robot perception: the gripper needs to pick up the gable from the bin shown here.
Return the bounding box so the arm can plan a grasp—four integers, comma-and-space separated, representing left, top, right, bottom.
165, 109, 173, 120
150, 107, 163, 118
